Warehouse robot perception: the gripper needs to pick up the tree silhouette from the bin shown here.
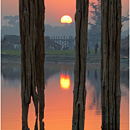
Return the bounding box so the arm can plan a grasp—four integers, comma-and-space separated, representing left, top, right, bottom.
89, 0, 128, 28
89, 0, 101, 26
19, 0, 45, 130
3, 16, 9, 26
3, 15, 19, 27
101, 0, 121, 129
122, 13, 129, 27
72, 0, 89, 130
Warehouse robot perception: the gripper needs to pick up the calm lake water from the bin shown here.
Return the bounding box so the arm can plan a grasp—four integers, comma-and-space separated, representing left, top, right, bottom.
1, 62, 129, 130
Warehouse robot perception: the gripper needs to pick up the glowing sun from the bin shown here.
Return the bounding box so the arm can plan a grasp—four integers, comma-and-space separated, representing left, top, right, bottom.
61, 15, 72, 24
60, 74, 71, 90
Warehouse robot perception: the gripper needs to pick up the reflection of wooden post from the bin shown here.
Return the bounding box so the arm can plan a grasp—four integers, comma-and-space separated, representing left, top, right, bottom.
88, 46, 90, 54
19, 0, 45, 130
72, 0, 89, 130
101, 0, 121, 130
95, 43, 98, 54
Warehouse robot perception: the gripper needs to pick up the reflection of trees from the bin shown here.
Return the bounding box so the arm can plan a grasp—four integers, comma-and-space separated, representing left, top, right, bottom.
2, 65, 60, 82
44, 66, 60, 85
2, 65, 60, 86
2, 64, 128, 108
86, 69, 101, 114
45, 65, 74, 85
2, 66, 21, 80
120, 69, 129, 88
87, 70, 90, 78
86, 67, 129, 115
1, 65, 21, 88
1, 64, 74, 87
94, 70, 98, 80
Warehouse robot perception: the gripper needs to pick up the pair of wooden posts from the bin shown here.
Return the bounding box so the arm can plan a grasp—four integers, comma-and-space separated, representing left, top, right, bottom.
19, 0, 121, 130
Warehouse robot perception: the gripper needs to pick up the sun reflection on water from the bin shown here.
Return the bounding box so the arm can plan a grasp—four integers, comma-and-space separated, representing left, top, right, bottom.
60, 74, 71, 90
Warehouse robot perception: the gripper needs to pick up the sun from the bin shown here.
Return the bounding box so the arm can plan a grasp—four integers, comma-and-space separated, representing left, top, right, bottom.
60, 74, 71, 90
61, 15, 72, 24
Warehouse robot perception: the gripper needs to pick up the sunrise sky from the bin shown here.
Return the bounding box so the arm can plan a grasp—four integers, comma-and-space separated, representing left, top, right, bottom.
1, 0, 129, 29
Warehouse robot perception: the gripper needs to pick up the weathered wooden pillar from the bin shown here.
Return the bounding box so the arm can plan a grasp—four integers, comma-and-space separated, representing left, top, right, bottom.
19, 0, 45, 130
72, 0, 89, 130
101, 0, 121, 130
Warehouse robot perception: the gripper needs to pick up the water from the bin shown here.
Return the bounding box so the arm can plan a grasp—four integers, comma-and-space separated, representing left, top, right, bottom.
1, 62, 129, 130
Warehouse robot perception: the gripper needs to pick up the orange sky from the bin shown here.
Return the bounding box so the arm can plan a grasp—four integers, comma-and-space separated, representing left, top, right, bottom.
2, 0, 129, 26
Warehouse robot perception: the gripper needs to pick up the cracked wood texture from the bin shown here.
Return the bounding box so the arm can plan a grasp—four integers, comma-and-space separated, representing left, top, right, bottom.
19, 0, 45, 130
72, 0, 89, 130
101, 0, 121, 130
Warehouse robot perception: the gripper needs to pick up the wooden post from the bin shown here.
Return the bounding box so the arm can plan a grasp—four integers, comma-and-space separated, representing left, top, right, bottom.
101, 0, 121, 130
19, 0, 45, 130
72, 0, 89, 130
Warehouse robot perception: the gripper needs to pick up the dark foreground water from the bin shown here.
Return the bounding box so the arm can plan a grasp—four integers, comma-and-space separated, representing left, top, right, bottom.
1, 62, 129, 130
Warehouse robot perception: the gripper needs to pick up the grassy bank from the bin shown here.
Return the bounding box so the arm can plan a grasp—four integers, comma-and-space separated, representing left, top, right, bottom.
2, 50, 21, 55
2, 50, 101, 63
2, 50, 75, 55
2, 50, 101, 55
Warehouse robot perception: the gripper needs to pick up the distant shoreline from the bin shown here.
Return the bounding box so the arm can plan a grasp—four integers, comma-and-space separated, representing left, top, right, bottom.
2, 53, 128, 63
1, 54, 129, 70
